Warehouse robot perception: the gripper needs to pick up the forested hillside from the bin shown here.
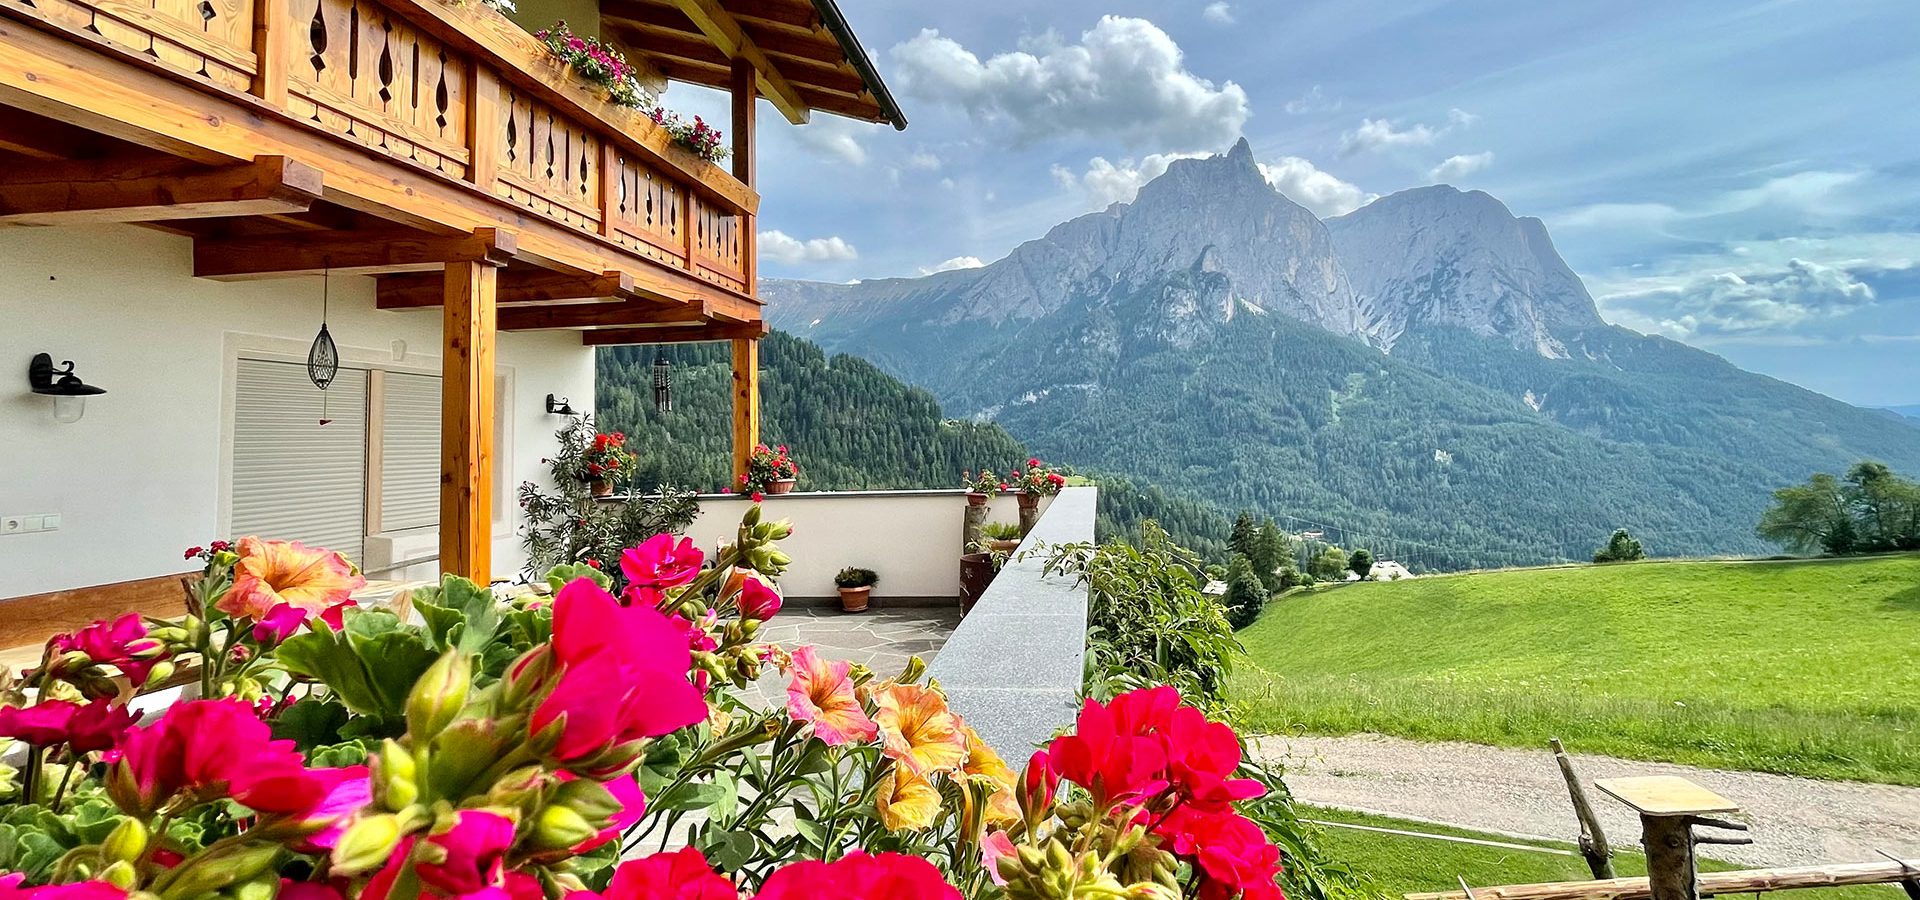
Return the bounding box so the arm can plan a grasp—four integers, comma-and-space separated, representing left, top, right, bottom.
597, 331, 1237, 556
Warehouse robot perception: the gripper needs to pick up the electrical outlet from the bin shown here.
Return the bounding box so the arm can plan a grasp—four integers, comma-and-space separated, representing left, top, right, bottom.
1, 517, 22, 535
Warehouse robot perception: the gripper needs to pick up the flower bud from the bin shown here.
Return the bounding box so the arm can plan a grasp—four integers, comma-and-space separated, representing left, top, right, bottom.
101, 818, 148, 864
500, 646, 553, 710
144, 661, 176, 686
330, 813, 403, 875
898, 656, 927, 685
741, 504, 763, 528
406, 651, 471, 741
157, 843, 280, 900
375, 740, 419, 812
550, 778, 622, 821
99, 861, 138, 891
528, 804, 597, 852
765, 519, 794, 541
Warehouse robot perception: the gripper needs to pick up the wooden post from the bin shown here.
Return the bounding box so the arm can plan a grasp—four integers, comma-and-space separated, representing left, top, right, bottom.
1640, 816, 1696, 900
730, 57, 757, 294
469, 68, 501, 190
1595, 777, 1740, 900
439, 258, 499, 583
1551, 738, 1616, 879
963, 501, 986, 552
250, 0, 290, 106
730, 337, 759, 485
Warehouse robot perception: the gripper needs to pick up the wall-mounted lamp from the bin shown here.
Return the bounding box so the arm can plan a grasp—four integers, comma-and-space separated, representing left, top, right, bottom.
652, 354, 672, 413
545, 394, 579, 416
28, 353, 106, 424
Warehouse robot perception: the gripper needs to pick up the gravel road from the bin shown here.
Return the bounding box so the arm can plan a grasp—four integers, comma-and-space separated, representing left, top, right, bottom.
1255, 733, 1920, 868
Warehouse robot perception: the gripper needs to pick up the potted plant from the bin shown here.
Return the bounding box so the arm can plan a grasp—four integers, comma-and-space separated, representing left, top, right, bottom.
581, 429, 635, 497
982, 520, 1022, 553
738, 443, 799, 497
962, 468, 1004, 507
834, 566, 877, 613
535, 22, 650, 108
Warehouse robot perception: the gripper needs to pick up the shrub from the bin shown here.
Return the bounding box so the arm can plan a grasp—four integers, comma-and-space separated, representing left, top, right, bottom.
833, 566, 878, 588
1308, 546, 1350, 582
519, 416, 697, 578
1223, 554, 1270, 630
1348, 548, 1374, 579
1592, 528, 1646, 563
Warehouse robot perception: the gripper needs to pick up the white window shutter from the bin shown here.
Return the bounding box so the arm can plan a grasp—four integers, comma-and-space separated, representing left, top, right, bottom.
379, 371, 442, 533
231, 359, 370, 565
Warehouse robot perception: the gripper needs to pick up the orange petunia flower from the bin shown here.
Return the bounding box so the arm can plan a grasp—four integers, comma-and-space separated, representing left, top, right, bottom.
874, 683, 967, 777
786, 646, 878, 746
874, 766, 942, 832
216, 537, 366, 619
961, 723, 1020, 826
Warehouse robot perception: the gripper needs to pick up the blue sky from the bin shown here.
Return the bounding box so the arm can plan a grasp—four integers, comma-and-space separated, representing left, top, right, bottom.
667, 0, 1920, 406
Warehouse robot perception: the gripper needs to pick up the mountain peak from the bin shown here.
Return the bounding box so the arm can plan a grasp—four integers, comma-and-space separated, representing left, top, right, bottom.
1226, 137, 1255, 162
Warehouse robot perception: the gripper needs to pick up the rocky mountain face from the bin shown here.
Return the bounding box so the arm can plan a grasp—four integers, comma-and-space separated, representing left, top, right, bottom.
760, 142, 1920, 567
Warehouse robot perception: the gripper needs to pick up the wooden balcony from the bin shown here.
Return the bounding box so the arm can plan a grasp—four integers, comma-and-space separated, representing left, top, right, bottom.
0, 0, 771, 322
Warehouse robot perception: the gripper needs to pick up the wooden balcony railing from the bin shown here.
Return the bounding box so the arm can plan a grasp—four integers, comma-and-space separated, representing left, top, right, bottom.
1, 0, 754, 296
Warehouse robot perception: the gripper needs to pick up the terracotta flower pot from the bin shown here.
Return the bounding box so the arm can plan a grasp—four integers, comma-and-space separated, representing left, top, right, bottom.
1017, 494, 1040, 511
590, 479, 614, 498
959, 551, 996, 615
838, 585, 871, 613
966, 491, 990, 507
987, 538, 1021, 553
766, 478, 797, 495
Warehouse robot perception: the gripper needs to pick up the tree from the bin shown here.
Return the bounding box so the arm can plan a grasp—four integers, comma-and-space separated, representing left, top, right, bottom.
1756, 472, 1854, 554
1229, 512, 1259, 560
1222, 554, 1269, 630
1592, 528, 1645, 563
1348, 548, 1375, 579
1844, 461, 1920, 551
1250, 518, 1291, 593
1308, 547, 1350, 582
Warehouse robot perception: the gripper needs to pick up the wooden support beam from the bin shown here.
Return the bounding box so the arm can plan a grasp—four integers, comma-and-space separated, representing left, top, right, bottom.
439, 256, 500, 583
195, 228, 517, 280
0, 155, 323, 226
580, 320, 768, 344
731, 58, 758, 295
379, 269, 639, 309
669, 0, 810, 124
499, 298, 710, 331
731, 336, 761, 483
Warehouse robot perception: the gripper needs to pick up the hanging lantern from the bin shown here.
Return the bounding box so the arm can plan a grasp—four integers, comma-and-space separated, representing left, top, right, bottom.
651, 353, 672, 413
308, 269, 339, 424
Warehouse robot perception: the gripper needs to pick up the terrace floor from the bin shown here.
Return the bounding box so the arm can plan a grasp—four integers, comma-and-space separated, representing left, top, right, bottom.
750, 606, 961, 705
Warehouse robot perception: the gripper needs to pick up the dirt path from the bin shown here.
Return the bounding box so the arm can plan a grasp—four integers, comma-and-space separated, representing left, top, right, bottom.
1255, 733, 1920, 868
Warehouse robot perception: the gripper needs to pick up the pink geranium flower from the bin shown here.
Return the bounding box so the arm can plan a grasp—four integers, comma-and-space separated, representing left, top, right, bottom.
619, 534, 703, 595
50, 614, 166, 687
595, 847, 736, 900
0, 699, 136, 753
108, 698, 304, 815
233, 764, 372, 850
785, 646, 876, 746
753, 852, 961, 900
738, 575, 782, 621
0, 874, 128, 900
218, 537, 365, 619
532, 580, 707, 762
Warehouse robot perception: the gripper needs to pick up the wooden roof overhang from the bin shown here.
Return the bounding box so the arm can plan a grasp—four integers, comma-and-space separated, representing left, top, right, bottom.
0, 0, 780, 343
603, 0, 906, 130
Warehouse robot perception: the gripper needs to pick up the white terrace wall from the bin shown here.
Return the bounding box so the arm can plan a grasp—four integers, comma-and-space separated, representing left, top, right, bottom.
0, 225, 596, 598
673, 491, 1051, 602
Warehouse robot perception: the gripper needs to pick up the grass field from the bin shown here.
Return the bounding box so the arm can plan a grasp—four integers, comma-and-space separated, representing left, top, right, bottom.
1230, 553, 1920, 784
1309, 807, 1899, 900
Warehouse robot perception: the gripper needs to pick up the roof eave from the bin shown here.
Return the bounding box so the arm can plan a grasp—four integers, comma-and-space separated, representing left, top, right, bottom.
809, 0, 907, 130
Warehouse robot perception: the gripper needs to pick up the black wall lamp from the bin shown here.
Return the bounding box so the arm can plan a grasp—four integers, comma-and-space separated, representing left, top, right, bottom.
28, 353, 106, 424
545, 394, 579, 416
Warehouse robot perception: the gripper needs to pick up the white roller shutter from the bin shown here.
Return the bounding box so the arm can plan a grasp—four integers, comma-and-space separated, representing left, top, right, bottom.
231, 359, 370, 565
379, 371, 442, 533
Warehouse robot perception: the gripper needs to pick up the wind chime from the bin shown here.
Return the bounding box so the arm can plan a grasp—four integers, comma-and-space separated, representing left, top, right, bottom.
307, 267, 340, 425
652, 353, 672, 413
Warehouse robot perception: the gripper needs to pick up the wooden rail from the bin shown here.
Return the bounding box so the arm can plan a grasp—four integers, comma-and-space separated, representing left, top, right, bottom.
1405, 859, 1920, 900
0, 0, 752, 297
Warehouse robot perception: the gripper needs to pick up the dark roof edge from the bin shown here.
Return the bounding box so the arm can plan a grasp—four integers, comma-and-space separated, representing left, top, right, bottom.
810, 0, 907, 130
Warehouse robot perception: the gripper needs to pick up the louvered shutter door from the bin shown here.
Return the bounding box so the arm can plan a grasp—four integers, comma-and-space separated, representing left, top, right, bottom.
231, 359, 370, 565
380, 371, 442, 532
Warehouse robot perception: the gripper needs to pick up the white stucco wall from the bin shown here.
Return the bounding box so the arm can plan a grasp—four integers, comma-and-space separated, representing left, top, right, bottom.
0, 225, 596, 597
676, 491, 1049, 601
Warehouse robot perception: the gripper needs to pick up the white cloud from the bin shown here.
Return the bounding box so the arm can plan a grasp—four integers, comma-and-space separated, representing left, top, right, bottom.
1339, 108, 1476, 156
759, 230, 859, 265
1258, 157, 1379, 217
1202, 2, 1234, 25
889, 17, 1250, 151
1052, 150, 1376, 218
1601, 258, 1876, 340
918, 256, 988, 275
1429, 151, 1495, 181
1284, 85, 1340, 115
1052, 152, 1208, 208
792, 118, 877, 165
904, 151, 943, 171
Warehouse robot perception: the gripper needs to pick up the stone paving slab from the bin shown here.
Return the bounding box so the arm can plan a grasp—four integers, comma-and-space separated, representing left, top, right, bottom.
750, 607, 961, 707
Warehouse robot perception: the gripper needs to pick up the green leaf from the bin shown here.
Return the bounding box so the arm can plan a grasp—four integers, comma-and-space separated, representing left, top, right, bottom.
544, 563, 610, 593
411, 575, 503, 655
276, 629, 383, 715
651, 779, 729, 813
272, 698, 353, 752
308, 740, 374, 768
349, 630, 440, 718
